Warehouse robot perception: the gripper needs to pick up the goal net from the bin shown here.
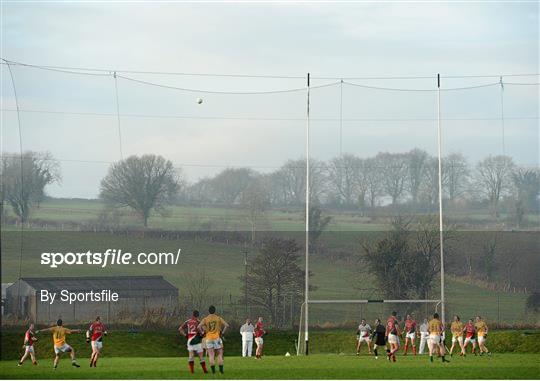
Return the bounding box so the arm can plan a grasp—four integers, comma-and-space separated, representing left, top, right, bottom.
296, 299, 441, 355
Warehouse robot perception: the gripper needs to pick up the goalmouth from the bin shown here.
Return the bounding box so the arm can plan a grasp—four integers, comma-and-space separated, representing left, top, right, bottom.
296, 299, 441, 356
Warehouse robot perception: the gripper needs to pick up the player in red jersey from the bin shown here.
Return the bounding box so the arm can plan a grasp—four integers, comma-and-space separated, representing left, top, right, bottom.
254, 317, 265, 359
18, 323, 38, 366
463, 318, 478, 355
179, 310, 207, 374
86, 316, 107, 367
385, 311, 401, 362
403, 314, 417, 356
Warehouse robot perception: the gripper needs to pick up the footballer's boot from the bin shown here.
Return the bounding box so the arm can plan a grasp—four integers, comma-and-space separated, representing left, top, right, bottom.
72, 362, 81, 368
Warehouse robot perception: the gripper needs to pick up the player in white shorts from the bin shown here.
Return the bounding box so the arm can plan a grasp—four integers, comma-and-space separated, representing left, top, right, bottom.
427, 313, 449, 363
179, 310, 208, 374
356, 319, 372, 355
36, 319, 81, 369
449, 315, 465, 357
385, 312, 401, 362
463, 318, 478, 355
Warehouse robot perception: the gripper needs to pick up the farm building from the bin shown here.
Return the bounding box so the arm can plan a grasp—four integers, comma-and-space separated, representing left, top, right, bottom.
4, 276, 178, 324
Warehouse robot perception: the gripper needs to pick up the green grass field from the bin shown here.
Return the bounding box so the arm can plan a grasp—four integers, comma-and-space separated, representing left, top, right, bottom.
2, 354, 539, 379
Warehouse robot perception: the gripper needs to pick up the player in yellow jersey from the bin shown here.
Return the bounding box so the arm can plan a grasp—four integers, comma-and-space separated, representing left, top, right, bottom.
36, 319, 81, 369
427, 313, 450, 363
475, 316, 491, 356
198, 305, 229, 374
449, 315, 465, 357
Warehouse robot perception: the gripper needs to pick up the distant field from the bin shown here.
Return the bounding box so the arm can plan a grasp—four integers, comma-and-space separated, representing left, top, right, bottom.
2, 354, 539, 379
1, 229, 536, 324
1, 198, 538, 325
6, 198, 538, 232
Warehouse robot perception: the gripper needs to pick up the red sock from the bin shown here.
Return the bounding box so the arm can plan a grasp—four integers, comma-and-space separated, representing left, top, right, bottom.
188, 361, 194, 373
200, 361, 207, 373
403, 344, 408, 354
413, 346, 417, 355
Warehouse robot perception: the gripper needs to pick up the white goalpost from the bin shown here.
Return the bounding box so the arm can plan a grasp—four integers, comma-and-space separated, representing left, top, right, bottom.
300, 73, 446, 355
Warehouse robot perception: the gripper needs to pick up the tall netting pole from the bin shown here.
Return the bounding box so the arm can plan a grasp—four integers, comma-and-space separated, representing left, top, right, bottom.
436, 73, 446, 325
304, 73, 311, 355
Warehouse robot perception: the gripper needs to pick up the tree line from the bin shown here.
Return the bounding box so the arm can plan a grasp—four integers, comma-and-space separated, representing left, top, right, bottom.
184, 150, 538, 218
1, 149, 538, 227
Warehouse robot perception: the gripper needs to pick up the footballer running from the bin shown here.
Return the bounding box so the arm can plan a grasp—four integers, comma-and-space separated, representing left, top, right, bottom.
86, 316, 107, 367
18, 323, 38, 366
475, 316, 491, 356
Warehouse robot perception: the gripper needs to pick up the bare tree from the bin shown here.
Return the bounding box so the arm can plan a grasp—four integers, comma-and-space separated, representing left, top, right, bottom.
1, 151, 60, 222
361, 217, 445, 300
364, 157, 383, 208
475, 155, 515, 217
210, 168, 254, 205
240, 238, 307, 327
100, 154, 180, 227
326, 154, 361, 206
406, 148, 430, 207
273, 158, 326, 205
512, 168, 540, 216
444, 153, 470, 204
377, 152, 409, 205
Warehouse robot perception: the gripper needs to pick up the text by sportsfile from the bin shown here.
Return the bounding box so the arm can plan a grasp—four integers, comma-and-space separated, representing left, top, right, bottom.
40, 249, 181, 268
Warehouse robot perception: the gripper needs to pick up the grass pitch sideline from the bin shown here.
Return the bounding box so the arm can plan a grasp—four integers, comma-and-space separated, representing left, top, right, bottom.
2, 354, 539, 379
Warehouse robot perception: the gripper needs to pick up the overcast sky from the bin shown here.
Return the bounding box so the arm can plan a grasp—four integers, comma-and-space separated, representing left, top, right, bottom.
1, 2, 538, 198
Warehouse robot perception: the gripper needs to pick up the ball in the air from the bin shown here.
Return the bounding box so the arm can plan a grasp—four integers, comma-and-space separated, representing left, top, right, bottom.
197, 97, 203, 104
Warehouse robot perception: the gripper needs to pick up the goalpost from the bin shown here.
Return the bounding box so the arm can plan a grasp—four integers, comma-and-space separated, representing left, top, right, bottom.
296, 299, 442, 356
299, 74, 446, 355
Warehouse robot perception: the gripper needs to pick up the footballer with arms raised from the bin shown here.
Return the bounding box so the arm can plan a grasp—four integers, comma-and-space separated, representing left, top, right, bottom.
403, 314, 417, 355
86, 316, 107, 367
179, 310, 208, 374
356, 318, 372, 355
385, 311, 401, 362
198, 305, 229, 374
36, 319, 81, 369
18, 323, 38, 366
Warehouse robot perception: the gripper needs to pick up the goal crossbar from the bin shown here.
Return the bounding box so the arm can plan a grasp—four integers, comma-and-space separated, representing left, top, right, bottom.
308, 299, 440, 304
